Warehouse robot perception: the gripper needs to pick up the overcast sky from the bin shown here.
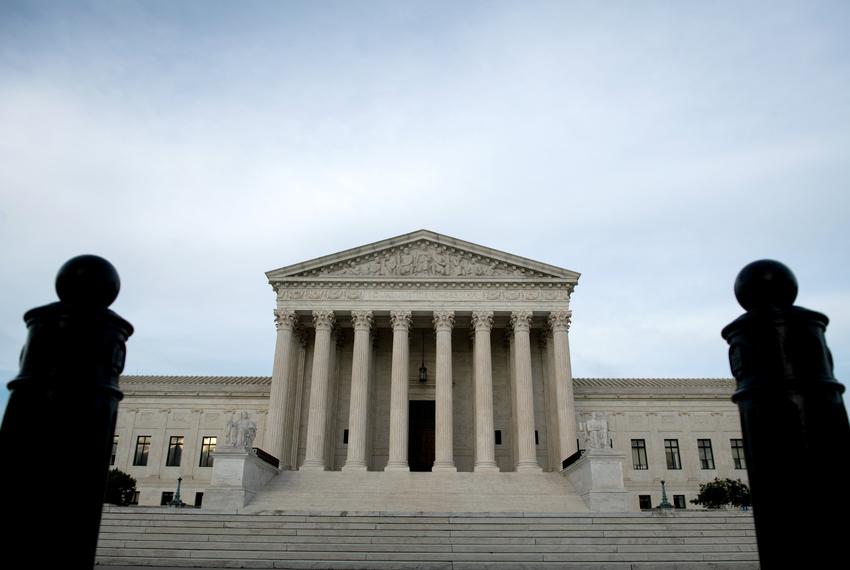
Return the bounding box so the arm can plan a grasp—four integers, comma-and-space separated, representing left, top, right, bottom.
2, 1, 849, 415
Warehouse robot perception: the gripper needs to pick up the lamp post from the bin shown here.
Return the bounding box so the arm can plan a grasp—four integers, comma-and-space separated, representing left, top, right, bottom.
657, 480, 673, 509
169, 476, 184, 507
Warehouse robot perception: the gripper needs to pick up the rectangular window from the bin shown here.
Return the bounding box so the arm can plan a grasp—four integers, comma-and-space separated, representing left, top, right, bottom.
199, 436, 216, 467
631, 439, 648, 470
664, 439, 682, 470
130, 491, 140, 505
495, 430, 502, 445
638, 495, 652, 510
343, 429, 349, 445
160, 492, 174, 506
194, 492, 204, 507
111, 435, 118, 466
166, 436, 184, 467
731, 439, 746, 469
673, 495, 686, 509
535, 430, 539, 445
697, 439, 715, 469
133, 436, 151, 466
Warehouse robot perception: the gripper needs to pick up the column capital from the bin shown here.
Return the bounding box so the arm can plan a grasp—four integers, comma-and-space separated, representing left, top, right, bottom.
312, 310, 336, 330
274, 309, 298, 331
548, 310, 572, 332
432, 310, 455, 332
351, 310, 374, 331
510, 310, 534, 332
471, 311, 494, 332
390, 310, 413, 331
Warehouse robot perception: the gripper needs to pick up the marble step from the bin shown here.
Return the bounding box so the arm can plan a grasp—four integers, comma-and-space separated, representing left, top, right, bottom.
96, 508, 759, 568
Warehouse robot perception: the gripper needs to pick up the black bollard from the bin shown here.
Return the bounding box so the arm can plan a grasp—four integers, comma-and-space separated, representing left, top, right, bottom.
722, 260, 849, 568
0, 255, 133, 569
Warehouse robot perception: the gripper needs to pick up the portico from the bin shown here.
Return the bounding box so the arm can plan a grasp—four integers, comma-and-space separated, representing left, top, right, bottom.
263, 230, 581, 474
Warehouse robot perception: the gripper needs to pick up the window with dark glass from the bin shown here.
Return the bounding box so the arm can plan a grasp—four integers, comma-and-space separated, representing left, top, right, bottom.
160, 492, 174, 506
343, 429, 349, 445
199, 436, 216, 467
731, 439, 746, 469
631, 439, 648, 470
638, 495, 652, 509
166, 436, 184, 467
535, 430, 539, 445
697, 439, 715, 469
130, 491, 140, 505
111, 435, 118, 466
664, 439, 681, 470
133, 436, 151, 466
495, 430, 502, 445
673, 495, 686, 509
194, 492, 204, 507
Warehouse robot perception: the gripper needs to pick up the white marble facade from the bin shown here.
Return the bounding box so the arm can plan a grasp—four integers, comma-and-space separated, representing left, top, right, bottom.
113, 231, 747, 509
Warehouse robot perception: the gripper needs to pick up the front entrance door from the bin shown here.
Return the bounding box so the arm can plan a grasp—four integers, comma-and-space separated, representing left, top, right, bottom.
408, 400, 435, 472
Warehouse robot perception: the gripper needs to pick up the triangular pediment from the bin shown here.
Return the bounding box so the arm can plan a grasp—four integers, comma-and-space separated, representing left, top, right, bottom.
266, 230, 579, 281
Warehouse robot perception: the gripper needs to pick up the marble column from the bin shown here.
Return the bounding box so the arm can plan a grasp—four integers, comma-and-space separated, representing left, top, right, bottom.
511, 310, 542, 472
301, 310, 335, 471
342, 311, 373, 472
472, 311, 499, 472
432, 310, 457, 472
549, 310, 578, 462
385, 310, 412, 472
265, 309, 298, 466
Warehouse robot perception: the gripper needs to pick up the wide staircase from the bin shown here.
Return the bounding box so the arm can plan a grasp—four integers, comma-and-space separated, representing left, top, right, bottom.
96, 507, 759, 569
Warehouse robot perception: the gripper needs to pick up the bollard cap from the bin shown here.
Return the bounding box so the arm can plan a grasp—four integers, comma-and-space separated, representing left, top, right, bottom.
734, 259, 798, 311
55, 255, 121, 308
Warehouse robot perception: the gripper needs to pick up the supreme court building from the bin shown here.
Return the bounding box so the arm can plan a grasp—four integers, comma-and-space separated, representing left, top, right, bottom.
114, 230, 747, 512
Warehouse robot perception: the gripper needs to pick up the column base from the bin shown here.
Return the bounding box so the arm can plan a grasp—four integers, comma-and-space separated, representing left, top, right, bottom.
384, 462, 410, 472
516, 462, 543, 473
300, 461, 328, 472
341, 463, 368, 472
432, 463, 457, 472
474, 463, 500, 473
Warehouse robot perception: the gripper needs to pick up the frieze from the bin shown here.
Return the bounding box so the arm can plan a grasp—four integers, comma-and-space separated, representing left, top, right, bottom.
291, 240, 554, 279
278, 287, 571, 302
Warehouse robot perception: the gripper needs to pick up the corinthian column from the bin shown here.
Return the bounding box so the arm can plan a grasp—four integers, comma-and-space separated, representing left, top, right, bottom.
265, 309, 298, 466
342, 311, 373, 472
432, 310, 457, 472
301, 310, 335, 471
385, 310, 412, 471
472, 311, 499, 472
549, 310, 578, 462
511, 310, 542, 472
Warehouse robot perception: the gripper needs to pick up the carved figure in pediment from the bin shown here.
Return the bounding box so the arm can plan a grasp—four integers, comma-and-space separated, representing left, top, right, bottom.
432, 251, 448, 276
415, 250, 432, 275
366, 256, 381, 275
399, 248, 415, 275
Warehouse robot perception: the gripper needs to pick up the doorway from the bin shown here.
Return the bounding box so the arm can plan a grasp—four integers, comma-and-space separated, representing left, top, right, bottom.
408, 400, 435, 472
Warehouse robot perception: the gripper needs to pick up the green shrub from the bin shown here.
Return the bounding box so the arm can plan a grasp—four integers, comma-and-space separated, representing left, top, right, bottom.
104, 468, 137, 506
691, 478, 751, 509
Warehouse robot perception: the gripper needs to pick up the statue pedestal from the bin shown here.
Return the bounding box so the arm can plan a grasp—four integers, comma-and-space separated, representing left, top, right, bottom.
204, 447, 279, 512
561, 448, 632, 512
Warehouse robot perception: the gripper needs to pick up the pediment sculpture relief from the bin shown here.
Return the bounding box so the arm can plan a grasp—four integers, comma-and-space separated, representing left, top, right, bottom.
294, 241, 548, 279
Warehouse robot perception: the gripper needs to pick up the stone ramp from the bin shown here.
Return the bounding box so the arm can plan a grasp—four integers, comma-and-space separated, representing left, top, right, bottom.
96, 507, 759, 569
242, 471, 590, 513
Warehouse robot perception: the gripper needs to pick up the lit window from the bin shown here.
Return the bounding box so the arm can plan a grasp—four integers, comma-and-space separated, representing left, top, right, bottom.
166, 436, 184, 467
631, 439, 648, 470
133, 436, 151, 466
111, 435, 118, 466
130, 491, 140, 505
664, 439, 681, 470
638, 495, 652, 509
199, 436, 216, 467
731, 439, 746, 469
697, 439, 715, 469
673, 495, 686, 509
